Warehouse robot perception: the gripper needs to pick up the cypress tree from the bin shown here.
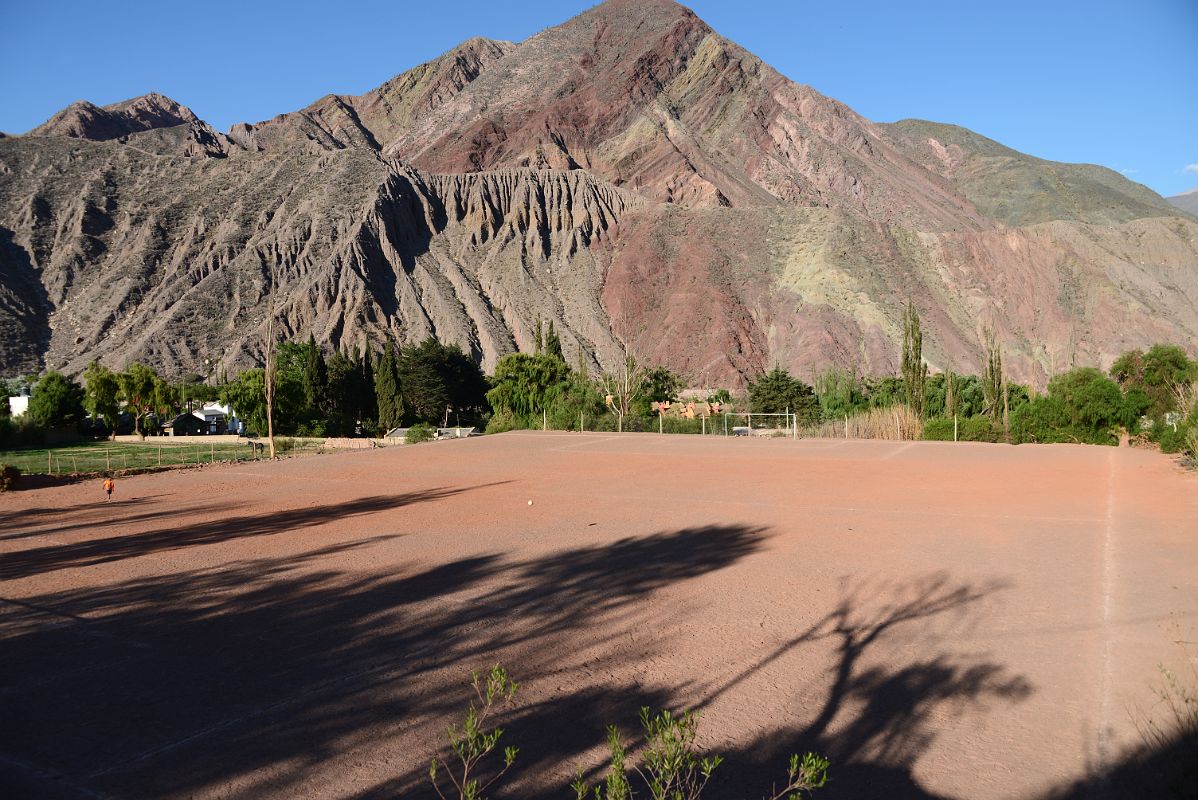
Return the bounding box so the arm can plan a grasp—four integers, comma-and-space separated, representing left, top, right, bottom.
360, 343, 377, 423
375, 342, 403, 431
901, 300, 927, 417
303, 334, 329, 416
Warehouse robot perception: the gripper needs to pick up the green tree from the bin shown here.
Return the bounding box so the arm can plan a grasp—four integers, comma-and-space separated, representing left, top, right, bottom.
901, 300, 927, 417
866, 376, 906, 409
814, 366, 867, 421
220, 369, 268, 435
748, 366, 820, 425
270, 342, 310, 434
1013, 367, 1125, 445
151, 376, 180, 431
543, 320, 564, 361
302, 334, 329, 416
923, 373, 947, 418
487, 353, 571, 419
636, 366, 686, 416
954, 374, 986, 417
398, 339, 489, 425
1111, 344, 1198, 419
982, 329, 1004, 422
360, 344, 378, 430
944, 369, 958, 418
325, 350, 358, 434
29, 371, 85, 430
374, 342, 404, 432
1050, 367, 1124, 439
83, 361, 121, 437
119, 363, 158, 438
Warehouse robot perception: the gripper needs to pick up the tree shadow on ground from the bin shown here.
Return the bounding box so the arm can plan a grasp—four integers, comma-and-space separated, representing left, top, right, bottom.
700, 574, 1032, 800
0, 484, 508, 580
0, 493, 204, 543
1035, 725, 1198, 800
0, 522, 765, 799
366, 573, 1032, 800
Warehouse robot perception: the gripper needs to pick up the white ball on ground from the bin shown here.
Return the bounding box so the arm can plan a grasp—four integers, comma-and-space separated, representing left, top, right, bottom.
528, 500, 534, 506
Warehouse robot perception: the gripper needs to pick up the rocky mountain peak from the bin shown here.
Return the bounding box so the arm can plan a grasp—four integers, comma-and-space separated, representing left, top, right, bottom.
28, 92, 200, 141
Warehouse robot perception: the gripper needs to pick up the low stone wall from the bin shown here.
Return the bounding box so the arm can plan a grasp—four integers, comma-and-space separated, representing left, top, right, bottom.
321, 438, 390, 450
112, 434, 245, 444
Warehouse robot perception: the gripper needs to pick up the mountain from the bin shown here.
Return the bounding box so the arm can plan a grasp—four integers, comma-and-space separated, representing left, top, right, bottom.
1, 0, 1195, 386
1168, 188, 1198, 216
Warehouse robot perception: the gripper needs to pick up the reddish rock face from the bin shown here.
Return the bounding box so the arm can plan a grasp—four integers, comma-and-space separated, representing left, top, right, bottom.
3, 0, 1196, 386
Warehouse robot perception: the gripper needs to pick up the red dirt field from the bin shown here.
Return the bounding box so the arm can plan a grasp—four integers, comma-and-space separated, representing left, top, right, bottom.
1, 432, 1196, 800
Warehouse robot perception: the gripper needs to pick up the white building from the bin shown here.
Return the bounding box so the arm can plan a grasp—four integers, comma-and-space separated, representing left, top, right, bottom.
7, 387, 30, 417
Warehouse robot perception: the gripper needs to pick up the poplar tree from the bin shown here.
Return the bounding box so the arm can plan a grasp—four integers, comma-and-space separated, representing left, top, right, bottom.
981, 328, 1011, 437
901, 300, 927, 417
544, 320, 564, 361
945, 368, 958, 419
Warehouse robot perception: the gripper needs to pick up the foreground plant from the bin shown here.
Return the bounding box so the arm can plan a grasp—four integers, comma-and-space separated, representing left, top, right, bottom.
429, 665, 519, 800
573, 706, 828, 800
763, 752, 830, 800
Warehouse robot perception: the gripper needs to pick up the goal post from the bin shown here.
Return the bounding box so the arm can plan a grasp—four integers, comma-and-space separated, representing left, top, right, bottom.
723, 411, 798, 439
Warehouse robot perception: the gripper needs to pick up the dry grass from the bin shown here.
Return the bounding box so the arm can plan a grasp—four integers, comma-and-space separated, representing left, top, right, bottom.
803, 406, 923, 440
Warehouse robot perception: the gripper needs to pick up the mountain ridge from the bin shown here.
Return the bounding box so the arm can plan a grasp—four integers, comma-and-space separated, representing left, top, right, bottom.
3, 0, 1195, 387
1168, 188, 1198, 216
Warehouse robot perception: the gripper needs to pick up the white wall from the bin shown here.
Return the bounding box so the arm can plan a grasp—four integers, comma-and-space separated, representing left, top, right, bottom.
8, 396, 28, 417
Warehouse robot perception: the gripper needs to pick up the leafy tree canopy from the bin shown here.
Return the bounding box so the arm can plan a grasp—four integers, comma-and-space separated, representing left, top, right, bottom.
29, 371, 86, 429
487, 353, 571, 418
748, 366, 819, 424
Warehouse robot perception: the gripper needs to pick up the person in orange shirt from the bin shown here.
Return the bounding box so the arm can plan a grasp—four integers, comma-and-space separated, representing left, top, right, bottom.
102, 475, 115, 502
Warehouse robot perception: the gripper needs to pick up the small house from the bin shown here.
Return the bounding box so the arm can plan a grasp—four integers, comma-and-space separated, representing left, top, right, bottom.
165, 413, 208, 436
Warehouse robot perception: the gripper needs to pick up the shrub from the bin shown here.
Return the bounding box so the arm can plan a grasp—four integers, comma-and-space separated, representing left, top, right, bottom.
0, 415, 46, 449
660, 416, 707, 435
485, 410, 526, 434
429, 665, 519, 800
406, 423, 437, 444
0, 464, 20, 492
959, 415, 1003, 443
1047, 368, 1123, 444
922, 417, 955, 441
574, 705, 829, 800
1151, 420, 1191, 454
275, 437, 297, 453
920, 416, 1004, 443
1010, 395, 1070, 444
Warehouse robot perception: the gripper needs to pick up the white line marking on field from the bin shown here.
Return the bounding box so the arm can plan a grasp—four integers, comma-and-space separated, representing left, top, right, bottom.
1097, 448, 1116, 772
880, 442, 916, 460
0, 752, 108, 799
548, 436, 622, 451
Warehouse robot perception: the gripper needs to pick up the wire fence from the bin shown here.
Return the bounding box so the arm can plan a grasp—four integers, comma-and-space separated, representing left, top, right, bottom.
0, 442, 269, 476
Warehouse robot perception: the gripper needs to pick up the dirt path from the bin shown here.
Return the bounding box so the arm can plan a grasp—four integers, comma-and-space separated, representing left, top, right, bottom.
1, 434, 1195, 799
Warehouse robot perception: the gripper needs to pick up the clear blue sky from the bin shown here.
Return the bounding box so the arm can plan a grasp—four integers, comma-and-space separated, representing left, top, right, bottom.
2, 0, 1195, 196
